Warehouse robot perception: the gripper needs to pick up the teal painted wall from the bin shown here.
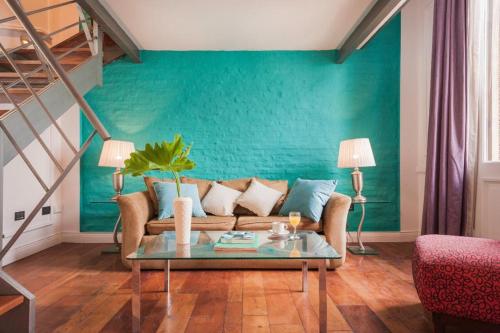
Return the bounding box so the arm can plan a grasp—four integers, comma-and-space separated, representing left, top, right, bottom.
81, 16, 400, 232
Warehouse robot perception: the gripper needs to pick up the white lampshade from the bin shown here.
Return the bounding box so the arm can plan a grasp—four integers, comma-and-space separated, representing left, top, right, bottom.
337, 138, 376, 168
98, 140, 135, 168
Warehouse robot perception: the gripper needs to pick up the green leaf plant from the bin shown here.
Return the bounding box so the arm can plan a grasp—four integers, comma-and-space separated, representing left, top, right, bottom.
123, 134, 196, 197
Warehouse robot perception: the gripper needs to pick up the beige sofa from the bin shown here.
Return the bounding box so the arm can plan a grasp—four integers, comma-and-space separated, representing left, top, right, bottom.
117, 177, 352, 270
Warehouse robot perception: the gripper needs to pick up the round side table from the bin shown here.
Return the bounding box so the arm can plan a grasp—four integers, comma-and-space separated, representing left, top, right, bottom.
348, 198, 390, 255
91, 199, 121, 254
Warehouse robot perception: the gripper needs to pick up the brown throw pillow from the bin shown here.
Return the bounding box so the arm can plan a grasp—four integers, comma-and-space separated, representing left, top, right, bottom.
144, 176, 173, 214
220, 178, 288, 215
181, 177, 213, 199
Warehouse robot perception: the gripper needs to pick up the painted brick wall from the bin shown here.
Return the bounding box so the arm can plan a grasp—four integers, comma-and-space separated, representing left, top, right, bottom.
81, 16, 400, 232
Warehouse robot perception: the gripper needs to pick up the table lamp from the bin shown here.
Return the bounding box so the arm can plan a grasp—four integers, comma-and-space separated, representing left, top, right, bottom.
337, 138, 376, 203
98, 140, 135, 199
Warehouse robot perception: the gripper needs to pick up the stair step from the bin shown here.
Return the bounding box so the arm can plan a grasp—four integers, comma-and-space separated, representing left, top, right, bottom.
4, 87, 42, 93
51, 47, 91, 53
14, 47, 91, 58
0, 63, 76, 72
0, 59, 83, 66
0, 92, 30, 104
0, 72, 54, 79
0, 295, 24, 316
0, 77, 50, 85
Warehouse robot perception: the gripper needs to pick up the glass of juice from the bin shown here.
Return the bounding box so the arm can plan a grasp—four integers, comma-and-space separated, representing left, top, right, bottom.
289, 211, 301, 240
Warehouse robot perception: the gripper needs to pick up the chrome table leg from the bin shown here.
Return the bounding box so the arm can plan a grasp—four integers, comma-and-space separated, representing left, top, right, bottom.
302, 260, 308, 292
318, 259, 327, 333
164, 260, 170, 293
132, 260, 141, 333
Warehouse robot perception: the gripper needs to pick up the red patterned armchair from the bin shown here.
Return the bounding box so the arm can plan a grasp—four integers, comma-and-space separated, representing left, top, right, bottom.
412, 235, 500, 332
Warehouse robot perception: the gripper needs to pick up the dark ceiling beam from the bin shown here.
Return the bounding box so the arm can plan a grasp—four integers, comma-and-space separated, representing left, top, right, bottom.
336, 0, 409, 64
76, 0, 141, 63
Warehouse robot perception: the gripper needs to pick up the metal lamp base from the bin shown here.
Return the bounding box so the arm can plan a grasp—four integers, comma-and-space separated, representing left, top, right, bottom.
101, 244, 121, 254
352, 194, 367, 203
348, 245, 378, 255
112, 168, 124, 199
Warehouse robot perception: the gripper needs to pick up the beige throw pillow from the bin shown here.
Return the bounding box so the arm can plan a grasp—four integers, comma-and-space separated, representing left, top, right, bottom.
202, 182, 242, 216
236, 178, 284, 216
221, 178, 288, 215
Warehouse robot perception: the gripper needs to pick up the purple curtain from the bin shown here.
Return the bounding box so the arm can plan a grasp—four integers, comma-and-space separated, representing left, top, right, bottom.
422, 0, 468, 235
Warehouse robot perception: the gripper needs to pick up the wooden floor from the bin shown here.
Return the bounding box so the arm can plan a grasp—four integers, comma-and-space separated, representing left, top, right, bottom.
4, 242, 435, 333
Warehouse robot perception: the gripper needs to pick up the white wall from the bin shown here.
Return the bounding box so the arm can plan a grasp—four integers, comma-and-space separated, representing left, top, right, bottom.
101, 0, 374, 50
1, 104, 80, 266
399, 0, 434, 237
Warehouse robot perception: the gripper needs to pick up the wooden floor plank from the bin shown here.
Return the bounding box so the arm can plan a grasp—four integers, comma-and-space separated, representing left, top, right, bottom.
337, 305, 390, 333
225, 301, 243, 331
243, 271, 267, 316
263, 271, 302, 326
269, 324, 305, 333
242, 315, 270, 333
154, 293, 198, 333
184, 271, 228, 333
3, 242, 432, 333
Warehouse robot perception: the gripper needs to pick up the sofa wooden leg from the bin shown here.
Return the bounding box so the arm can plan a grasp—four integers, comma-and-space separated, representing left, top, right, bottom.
432, 313, 446, 333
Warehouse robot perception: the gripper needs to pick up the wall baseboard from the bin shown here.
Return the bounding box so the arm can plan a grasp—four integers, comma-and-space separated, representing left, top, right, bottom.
2, 233, 62, 266
347, 230, 419, 243
61, 232, 121, 243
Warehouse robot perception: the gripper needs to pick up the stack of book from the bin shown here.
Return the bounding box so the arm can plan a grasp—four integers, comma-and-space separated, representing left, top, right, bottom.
214, 231, 259, 252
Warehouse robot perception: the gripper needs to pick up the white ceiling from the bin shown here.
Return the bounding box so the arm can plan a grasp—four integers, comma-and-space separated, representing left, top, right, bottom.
101, 0, 375, 50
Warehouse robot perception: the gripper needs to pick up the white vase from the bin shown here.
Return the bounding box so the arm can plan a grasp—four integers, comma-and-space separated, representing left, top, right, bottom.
176, 244, 191, 258
173, 197, 192, 245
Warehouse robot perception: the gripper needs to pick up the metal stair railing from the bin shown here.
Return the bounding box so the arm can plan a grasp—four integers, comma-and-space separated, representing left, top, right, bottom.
0, 0, 110, 263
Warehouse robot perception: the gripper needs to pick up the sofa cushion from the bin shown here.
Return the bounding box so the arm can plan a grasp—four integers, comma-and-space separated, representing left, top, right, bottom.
146, 216, 237, 234
236, 178, 284, 216
181, 177, 213, 199
235, 215, 321, 231
279, 178, 337, 222
202, 182, 242, 216
154, 182, 206, 219
144, 176, 174, 214
221, 178, 288, 215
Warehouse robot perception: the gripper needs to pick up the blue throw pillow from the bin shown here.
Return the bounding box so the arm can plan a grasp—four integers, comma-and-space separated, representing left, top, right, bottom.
279, 178, 337, 222
153, 182, 207, 219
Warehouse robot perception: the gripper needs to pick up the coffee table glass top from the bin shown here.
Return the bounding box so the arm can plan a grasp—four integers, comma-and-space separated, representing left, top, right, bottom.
127, 231, 341, 260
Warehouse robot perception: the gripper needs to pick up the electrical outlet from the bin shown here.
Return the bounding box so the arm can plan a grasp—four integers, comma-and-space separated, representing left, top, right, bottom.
42, 206, 51, 215
15, 211, 25, 221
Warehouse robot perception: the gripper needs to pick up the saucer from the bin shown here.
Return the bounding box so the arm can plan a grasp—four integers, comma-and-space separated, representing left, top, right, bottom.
267, 230, 290, 239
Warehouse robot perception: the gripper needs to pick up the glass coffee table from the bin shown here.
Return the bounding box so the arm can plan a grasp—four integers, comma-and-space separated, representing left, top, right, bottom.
127, 230, 341, 333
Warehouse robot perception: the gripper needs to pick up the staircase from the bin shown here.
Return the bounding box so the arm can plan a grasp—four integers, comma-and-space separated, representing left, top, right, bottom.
0, 31, 125, 115
0, 1, 139, 332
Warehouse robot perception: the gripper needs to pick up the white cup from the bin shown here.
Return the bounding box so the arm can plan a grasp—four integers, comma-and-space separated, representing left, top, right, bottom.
271, 222, 288, 234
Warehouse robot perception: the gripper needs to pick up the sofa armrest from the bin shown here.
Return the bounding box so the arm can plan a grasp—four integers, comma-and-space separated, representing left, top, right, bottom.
322, 192, 352, 267
117, 191, 154, 268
